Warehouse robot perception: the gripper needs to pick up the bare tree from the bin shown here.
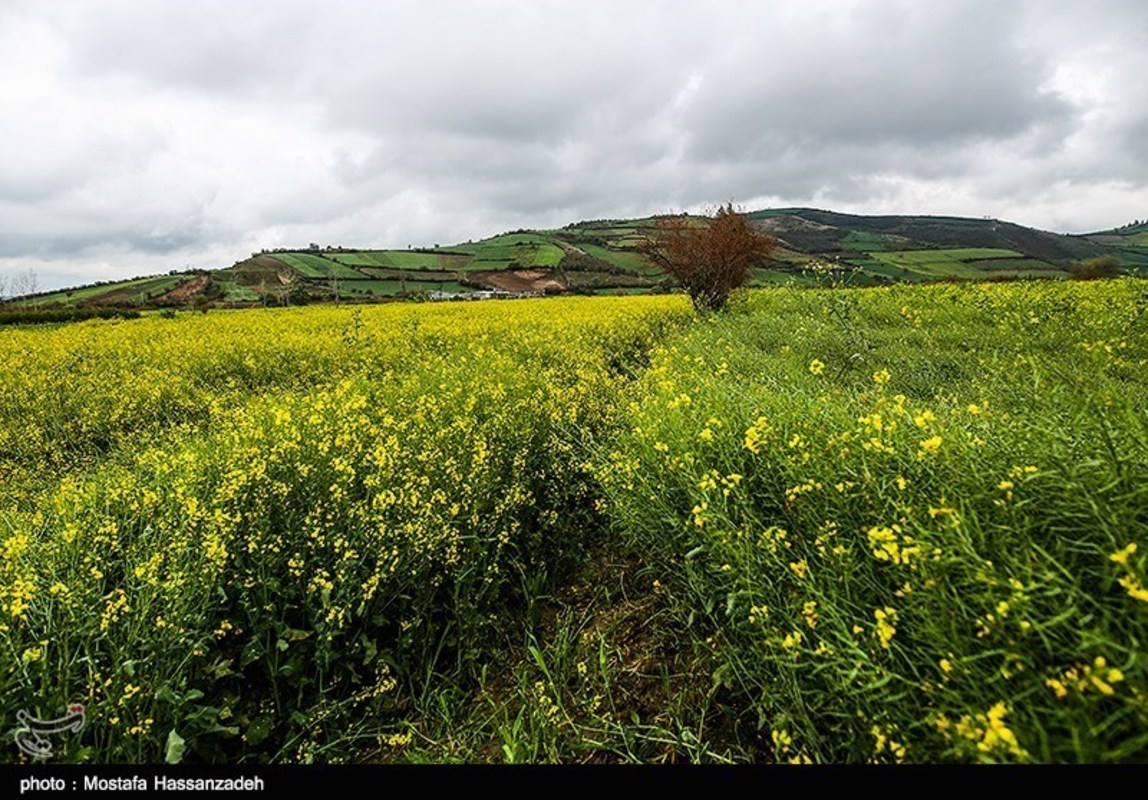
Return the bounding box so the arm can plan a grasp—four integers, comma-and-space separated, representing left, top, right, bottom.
11, 268, 40, 305
639, 204, 774, 313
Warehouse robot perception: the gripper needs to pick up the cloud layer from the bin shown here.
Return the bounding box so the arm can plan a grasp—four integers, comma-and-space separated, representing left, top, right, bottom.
2, 0, 1146, 289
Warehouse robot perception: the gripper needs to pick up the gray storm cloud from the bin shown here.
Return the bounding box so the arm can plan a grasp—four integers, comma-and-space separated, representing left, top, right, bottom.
1, 0, 1145, 290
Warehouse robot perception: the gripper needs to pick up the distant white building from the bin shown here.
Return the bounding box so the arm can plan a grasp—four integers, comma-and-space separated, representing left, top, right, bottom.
428, 289, 518, 301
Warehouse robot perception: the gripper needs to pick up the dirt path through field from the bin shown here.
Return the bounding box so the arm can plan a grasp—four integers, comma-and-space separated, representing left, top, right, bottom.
473, 269, 567, 293
151, 274, 211, 305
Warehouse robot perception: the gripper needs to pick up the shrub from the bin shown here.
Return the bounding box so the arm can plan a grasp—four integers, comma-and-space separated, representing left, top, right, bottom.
1069, 255, 1122, 280
639, 204, 774, 312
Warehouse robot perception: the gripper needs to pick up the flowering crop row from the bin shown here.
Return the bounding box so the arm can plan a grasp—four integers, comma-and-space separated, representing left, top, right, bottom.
0, 297, 688, 762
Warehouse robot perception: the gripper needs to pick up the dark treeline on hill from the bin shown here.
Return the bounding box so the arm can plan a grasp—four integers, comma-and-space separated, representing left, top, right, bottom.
8, 207, 1147, 313
0, 307, 142, 326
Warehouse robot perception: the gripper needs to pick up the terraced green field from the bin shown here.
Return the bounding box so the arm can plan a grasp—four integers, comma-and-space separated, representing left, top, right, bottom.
346, 251, 471, 270
270, 253, 369, 280
579, 243, 661, 275
339, 279, 473, 296
968, 257, 1057, 271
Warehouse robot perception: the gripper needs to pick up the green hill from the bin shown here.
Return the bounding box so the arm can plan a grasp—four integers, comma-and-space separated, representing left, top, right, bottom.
7, 208, 1146, 311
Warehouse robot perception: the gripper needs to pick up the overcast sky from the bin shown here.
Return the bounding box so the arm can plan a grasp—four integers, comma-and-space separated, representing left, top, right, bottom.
2, 0, 1146, 291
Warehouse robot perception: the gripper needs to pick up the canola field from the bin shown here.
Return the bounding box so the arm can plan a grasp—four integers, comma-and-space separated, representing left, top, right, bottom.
2, 280, 1146, 763
0, 297, 688, 763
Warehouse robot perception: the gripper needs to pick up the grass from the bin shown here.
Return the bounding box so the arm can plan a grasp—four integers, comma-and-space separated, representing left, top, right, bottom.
598, 278, 1148, 763
216, 281, 261, 303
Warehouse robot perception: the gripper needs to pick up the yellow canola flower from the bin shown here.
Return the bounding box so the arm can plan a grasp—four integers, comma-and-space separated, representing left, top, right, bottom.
744, 416, 771, 454
1119, 575, 1148, 603
953, 702, 1029, 761
802, 600, 819, 629
919, 435, 943, 454
1045, 678, 1068, 699
874, 607, 898, 649
1110, 543, 1137, 566
867, 526, 919, 565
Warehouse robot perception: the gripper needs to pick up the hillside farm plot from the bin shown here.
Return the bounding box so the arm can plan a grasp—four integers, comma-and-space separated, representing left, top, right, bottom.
269, 252, 370, 280
355, 267, 461, 282
465, 236, 566, 270
578, 243, 661, 276
341, 279, 475, 296
984, 268, 1072, 279
853, 260, 932, 282
870, 248, 1028, 279
563, 271, 656, 290
334, 250, 473, 271
89, 275, 191, 305
215, 280, 262, 302
1107, 248, 1148, 267
325, 252, 395, 269
967, 257, 1060, 271
14, 275, 192, 308
836, 230, 918, 252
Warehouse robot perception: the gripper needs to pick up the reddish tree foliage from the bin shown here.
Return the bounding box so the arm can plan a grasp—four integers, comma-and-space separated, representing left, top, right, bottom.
640, 204, 774, 312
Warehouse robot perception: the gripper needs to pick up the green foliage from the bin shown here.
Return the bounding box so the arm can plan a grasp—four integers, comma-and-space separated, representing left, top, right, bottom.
0, 308, 141, 326
1069, 255, 1124, 280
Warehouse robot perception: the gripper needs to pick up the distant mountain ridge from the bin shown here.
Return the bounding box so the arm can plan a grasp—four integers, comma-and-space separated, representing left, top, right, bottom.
8, 208, 1146, 310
